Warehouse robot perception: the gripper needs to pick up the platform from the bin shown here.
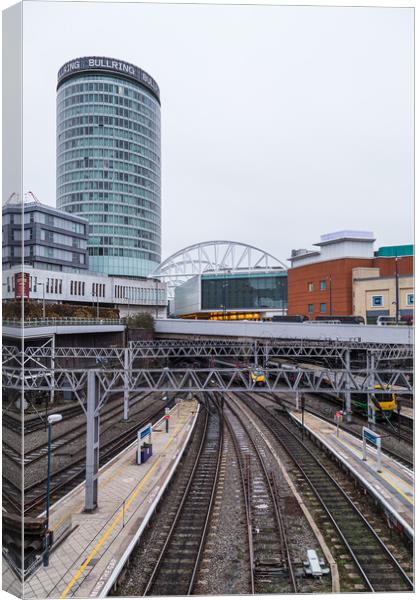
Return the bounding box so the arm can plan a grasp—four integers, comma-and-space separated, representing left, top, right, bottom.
290, 410, 413, 539
17, 399, 199, 599
399, 404, 413, 420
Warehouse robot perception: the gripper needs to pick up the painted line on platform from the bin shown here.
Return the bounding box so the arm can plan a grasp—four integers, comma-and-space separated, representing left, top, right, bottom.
59, 417, 186, 598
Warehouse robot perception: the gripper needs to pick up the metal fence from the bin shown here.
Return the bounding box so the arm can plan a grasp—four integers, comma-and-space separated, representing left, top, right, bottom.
3, 318, 125, 327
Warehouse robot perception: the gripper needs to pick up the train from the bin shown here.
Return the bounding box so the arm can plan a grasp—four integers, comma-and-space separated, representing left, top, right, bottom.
350, 385, 397, 419
279, 361, 396, 420
250, 368, 266, 385
270, 315, 366, 324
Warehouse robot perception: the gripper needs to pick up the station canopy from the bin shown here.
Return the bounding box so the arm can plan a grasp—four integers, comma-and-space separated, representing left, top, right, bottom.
149, 240, 287, 299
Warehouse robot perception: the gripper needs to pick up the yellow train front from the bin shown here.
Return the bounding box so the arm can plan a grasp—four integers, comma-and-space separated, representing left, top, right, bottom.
250, 368, 266, 386
352, 385, 396, 419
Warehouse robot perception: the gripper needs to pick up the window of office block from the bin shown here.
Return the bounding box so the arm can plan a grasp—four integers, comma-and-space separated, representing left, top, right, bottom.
371, 295, 384, 307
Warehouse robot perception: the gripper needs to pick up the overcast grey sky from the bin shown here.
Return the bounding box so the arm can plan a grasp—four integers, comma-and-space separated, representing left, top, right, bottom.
19, 1, 413, 262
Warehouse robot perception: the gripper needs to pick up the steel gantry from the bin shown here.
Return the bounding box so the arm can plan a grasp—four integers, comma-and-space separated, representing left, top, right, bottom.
5, 358, 412, 513
3, 339, 413, 419
3, 365, 413, 395
3, 339, 413, 365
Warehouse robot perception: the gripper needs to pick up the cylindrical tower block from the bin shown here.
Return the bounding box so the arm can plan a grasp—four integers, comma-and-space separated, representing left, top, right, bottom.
57, 57, 161, 277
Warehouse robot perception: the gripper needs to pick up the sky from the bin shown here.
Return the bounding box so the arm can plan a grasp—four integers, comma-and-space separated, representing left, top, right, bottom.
13, 1, 415, 263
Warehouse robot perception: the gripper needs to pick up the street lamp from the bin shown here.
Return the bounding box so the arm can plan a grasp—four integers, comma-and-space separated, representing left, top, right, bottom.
395, 257, 400, 325
43, 413, 63, 567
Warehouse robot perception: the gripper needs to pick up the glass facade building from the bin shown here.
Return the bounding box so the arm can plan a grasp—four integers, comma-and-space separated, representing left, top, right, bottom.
56, 57, 161, 277
201, 273, 288, 311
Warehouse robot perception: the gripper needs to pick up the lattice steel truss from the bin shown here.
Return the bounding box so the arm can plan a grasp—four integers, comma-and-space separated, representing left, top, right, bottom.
2, 340, 413, 369
3, 366, 412, 395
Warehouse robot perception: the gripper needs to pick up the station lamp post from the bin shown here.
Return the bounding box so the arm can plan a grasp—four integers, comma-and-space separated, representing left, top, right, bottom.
301, 393, 306, 440
395, 257, 400, 324
43, 413, 63, 567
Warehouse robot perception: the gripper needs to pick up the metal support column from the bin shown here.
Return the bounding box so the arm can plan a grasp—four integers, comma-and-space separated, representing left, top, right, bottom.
263, 343, 269, 369
85, 370, 100, 512
367, 351, 376, 426
344, 348, 351, 422
123, 347, 129, 421
254, 341, 258, 367
50, 334, 55, 404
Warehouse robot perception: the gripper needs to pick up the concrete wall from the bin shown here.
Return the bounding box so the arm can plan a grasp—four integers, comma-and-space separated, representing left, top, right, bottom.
155, 319, 413, 344
353, 273, 414, 322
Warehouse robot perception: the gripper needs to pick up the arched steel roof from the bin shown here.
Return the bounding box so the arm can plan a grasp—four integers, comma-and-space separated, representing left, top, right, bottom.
150, 240, 287, 298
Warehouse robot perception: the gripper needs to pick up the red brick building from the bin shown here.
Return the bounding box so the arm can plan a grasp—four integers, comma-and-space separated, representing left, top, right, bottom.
288, 256, 413, 319
287, 232, 413, 319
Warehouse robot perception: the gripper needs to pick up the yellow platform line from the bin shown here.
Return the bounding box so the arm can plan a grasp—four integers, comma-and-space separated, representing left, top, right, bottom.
51, 408, 189, 532
59, 417, 187, 599
332, 435, 414, 505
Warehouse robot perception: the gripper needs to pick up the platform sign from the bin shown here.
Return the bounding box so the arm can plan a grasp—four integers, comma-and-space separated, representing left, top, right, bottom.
362, 427, 380, 445
362, 426, 382, 472
138, 423, 152, 441
137, 422, 152, 464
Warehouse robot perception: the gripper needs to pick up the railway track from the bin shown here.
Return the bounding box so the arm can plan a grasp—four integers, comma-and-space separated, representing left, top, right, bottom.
3, 397, 172, 516
268, 393, 413, 469
4, 393, 152, 467
222, 395, 297, 594
3, 404, 83, 434
143, 398, 223, 596
237, 393, 413, 593
115, 407, 208, 595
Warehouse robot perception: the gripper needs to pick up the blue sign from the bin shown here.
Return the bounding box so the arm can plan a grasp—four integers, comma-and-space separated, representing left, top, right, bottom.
138, 423, 152, 440
362, 427, 380, 446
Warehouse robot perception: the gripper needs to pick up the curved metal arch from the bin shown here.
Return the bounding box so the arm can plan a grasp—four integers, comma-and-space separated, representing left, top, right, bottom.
150, 240, 287, 298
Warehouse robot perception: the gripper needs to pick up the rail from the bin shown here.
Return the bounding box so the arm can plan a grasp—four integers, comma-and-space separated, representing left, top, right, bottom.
239, 394, 413, 592
222, 395, 297, 593
4, 395, 170, 516
143, 402, 223, 596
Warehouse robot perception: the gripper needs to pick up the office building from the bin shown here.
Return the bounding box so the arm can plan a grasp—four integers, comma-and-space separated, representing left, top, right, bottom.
2, 264, 167, 318
2, 194, 166, 317
56, 57, 161, 277
2, 193, 88, 272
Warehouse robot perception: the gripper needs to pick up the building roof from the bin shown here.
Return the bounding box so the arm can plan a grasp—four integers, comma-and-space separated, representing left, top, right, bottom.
375, 245, 414, 258
3, 192, 88, 224
314, 230, 375, 246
